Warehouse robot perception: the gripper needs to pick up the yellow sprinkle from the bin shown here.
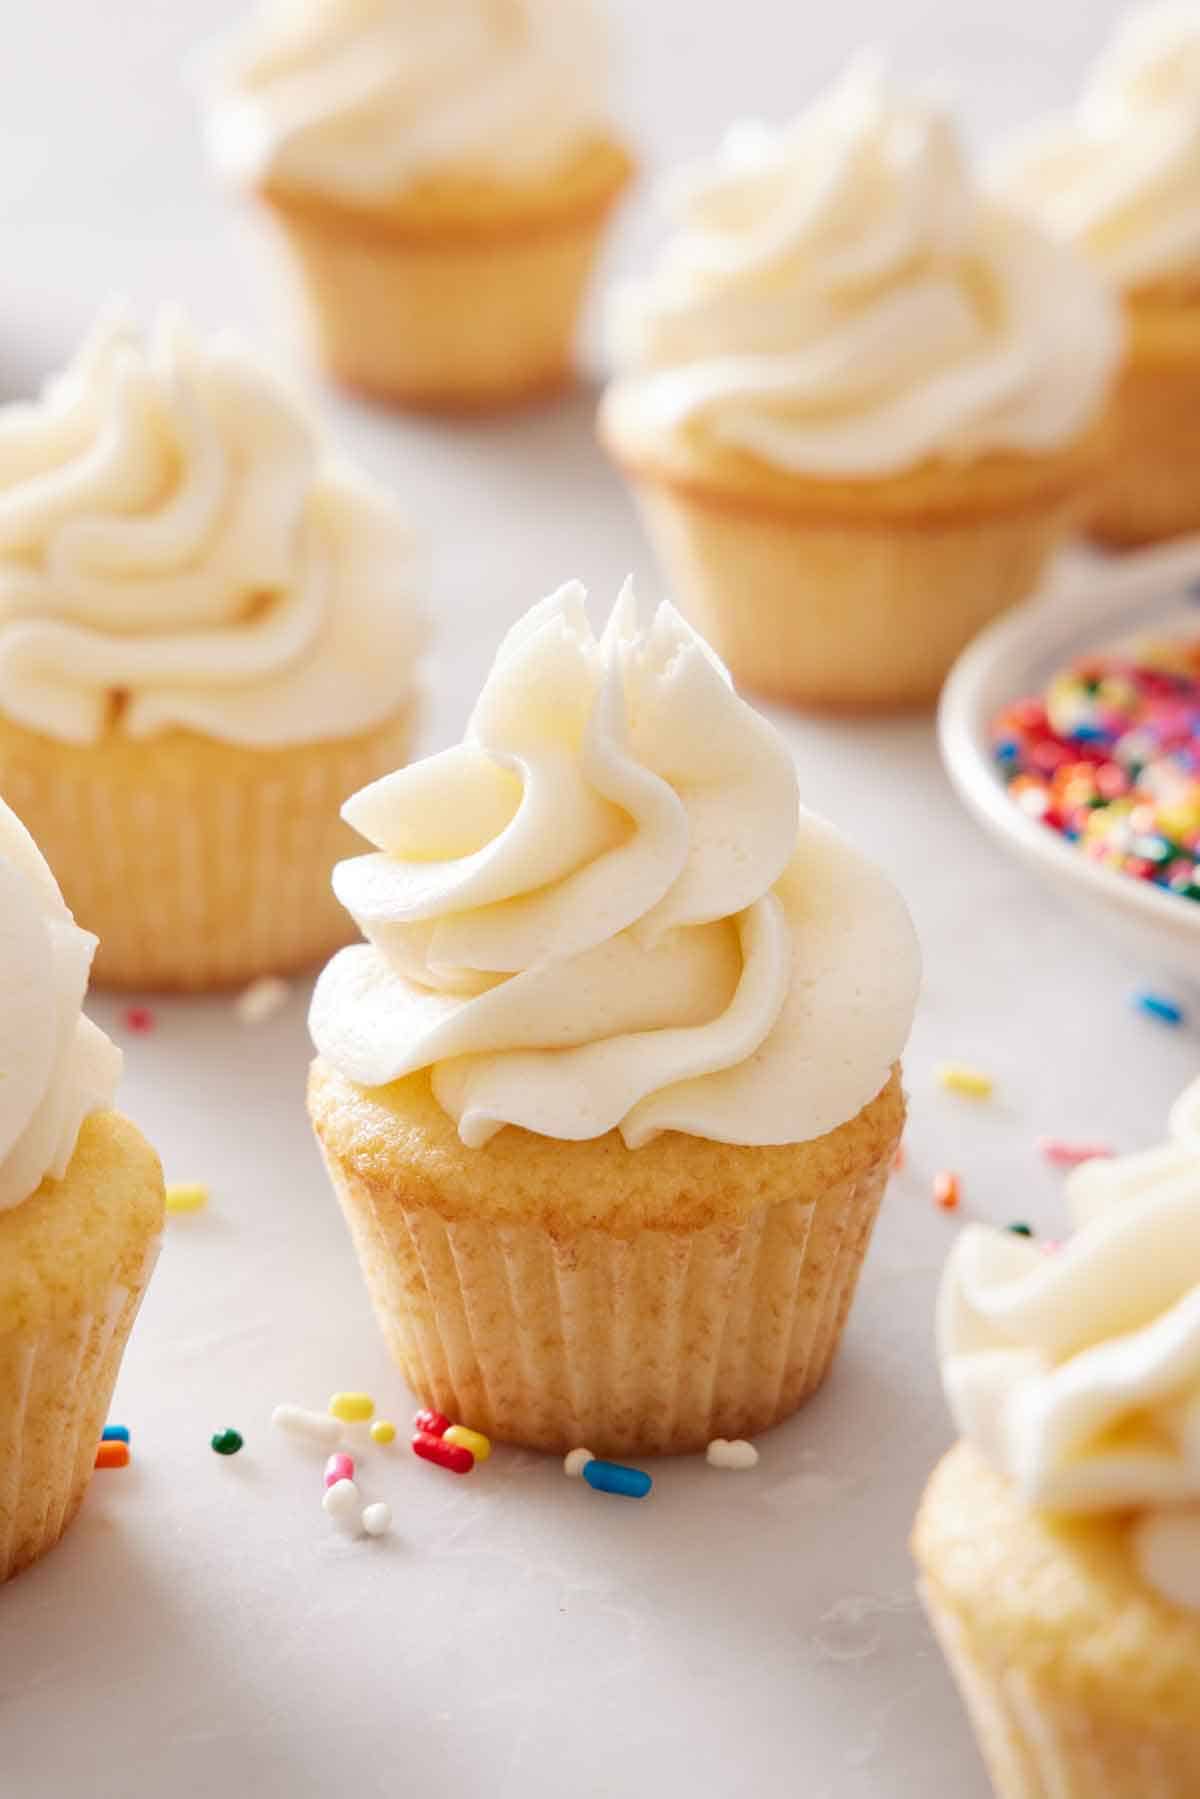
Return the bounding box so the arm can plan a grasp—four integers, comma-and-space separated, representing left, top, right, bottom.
165, 1182, 209, 1214
328, 1392, 374, 1422
370, 1420, 396, 1445
444, 1424, 491, 1462
936, 1063, 994, 1100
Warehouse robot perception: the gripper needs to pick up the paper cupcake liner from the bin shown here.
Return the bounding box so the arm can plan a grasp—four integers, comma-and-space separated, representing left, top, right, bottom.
627, 471, 1086, 710
1090, 345, 1200, 546
0, 708, 413, 991
0, 1242, 158, 1583
919, 1580, 1200, 1798
260, 183, 624, 411
317, 1132, 894, 1456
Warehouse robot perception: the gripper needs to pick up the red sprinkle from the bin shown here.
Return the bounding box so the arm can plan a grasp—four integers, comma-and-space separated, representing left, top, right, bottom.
122, 1006, 156, 1035
933, 1171, 961, 1212
412, 1430, 474, 1475
1038, 1138, 1115, 1169
95, 1440, 130, 1470
413, 1408, 451, 1439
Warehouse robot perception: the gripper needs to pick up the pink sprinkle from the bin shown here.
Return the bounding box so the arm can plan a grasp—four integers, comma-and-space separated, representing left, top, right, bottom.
323, 1452, 355, 1489
122, 1006, 155, 1035
1040, 1240, 1063, 1255
1038, 1138, 1115, 1169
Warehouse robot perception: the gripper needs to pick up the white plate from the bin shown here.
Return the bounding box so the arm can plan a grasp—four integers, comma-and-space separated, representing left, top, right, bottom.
939, 538, 1200, 1003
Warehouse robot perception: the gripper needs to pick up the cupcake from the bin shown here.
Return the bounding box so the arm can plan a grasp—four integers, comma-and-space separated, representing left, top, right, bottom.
202, 0, 634, 411
993, 3, 1200, 545
599, 58, 1119, 711
913, 1077, 1200, 1796
0, 797, 163, 1581
0, 308, 423, 991
308, 579, 919, 1455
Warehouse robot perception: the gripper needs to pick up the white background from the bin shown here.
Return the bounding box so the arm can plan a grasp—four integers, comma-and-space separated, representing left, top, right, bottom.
2, 4, 1197, 1796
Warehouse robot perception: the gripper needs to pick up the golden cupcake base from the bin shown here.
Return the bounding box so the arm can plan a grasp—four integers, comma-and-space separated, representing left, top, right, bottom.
0, 705, 415, 992
308, 1060, 905, 1457
0, 1113, 163, 1583
1090, 282, 1200, 547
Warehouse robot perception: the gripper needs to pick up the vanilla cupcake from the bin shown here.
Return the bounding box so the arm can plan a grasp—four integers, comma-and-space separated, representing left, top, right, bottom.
202, 0, 634, 411
914, 1078, 1200, 1796
308, 579, 919, 1455
0, 308, 423, 991
993, 3, 1200, 545
600, 59, 1119, 711
0, 798, 163, 1581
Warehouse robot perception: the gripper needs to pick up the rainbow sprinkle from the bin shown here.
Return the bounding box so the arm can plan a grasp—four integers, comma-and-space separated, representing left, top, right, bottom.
990, 636, 1200, 903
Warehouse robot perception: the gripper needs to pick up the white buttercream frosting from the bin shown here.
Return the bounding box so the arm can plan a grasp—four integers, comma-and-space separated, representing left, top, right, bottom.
310, 579, 919, 1148
0, 308, 423, 748
0, 798, 121, 1213
992, 3, 1200, 288
204, 0, 613, 202
938, 1076, 1200, 1610
603, 58, 1119, 478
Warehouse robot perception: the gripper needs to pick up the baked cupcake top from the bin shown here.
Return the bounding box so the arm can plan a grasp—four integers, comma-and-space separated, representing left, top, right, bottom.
0, 797, 120, 1212
0, 309, 423, 748
939, 1076, 1200, 1610
992, 2, 1200, 290
204, 0, 614, 203
310, 580, 919, 1148
603, 57, 1119, 479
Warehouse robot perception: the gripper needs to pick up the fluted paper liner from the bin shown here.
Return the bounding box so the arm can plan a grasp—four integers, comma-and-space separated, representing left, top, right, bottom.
316, 1128, 896, 1457
0, 707, 414, 991
919, 1579, 1200, 1798
1090, 312, 1200, 546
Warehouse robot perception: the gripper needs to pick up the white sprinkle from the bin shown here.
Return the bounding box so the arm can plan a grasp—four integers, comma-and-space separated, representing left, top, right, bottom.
706, 1438, 759, 1471
235, 975, 290, 1025
322, 1478, 362, 1533
563, 1447, 595, 1478
362, 1502, 392, 1538
272, 1404, 342, 1448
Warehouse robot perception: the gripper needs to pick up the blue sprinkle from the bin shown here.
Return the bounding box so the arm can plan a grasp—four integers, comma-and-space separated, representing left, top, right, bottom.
1135, 991, 1185, 1026
994, 739, 1020, 764
582, 1459, 653, 1500
1071, 725, 1110, 744
101, 1424, 130, 1444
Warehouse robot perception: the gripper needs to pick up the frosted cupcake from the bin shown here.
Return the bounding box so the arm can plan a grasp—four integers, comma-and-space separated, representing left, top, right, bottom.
600, 58, 1119, 710
0, 308, 423, 990
0, 797, 163, 1581
308, 579, 919, 1455
914, 1077, 1200, 1796
202, 0, 634, 411
993, 3, 1200, 544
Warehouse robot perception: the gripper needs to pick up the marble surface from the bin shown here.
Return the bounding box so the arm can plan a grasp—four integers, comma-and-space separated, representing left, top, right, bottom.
2, 4, 1196, 1795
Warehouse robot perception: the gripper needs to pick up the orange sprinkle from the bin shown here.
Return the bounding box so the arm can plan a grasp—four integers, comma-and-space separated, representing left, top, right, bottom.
933, 1171, 961, 1212
95, 1440, 130, 1470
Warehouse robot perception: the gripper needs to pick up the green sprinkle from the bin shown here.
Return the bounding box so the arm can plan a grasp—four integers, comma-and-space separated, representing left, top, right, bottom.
1007, 1222, 1034, 1238
211, 1429, 243, 1456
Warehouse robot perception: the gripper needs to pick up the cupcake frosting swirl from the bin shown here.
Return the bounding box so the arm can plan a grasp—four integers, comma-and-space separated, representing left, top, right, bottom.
604, 58, 1119, 478
0, 309, 423, 748
992, 2, 1200, 288
310, 580, 919, 1147
205, 0, 613, 201
939, 1076, 1200, 1611
0, 798, 121, 1213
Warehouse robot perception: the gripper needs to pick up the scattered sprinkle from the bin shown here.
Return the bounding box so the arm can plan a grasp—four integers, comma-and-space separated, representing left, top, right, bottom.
443, 1424, 491, 1463
582, 1459, 653, 1500
361, 1502, 392, 1538
412, 1430, 474, 1475
234, 975, 290, 1026
272, 1404, 342, 1447
165, 1182, 209, 1215
370, 1420, 396, 1446
101, 1424, 130, 1444
936, 1063, 994, 1099
933, 1171, 961, 1212
324, 1452, 355, 1489
95, 1440, 130, 1470
1038, 1138, 1115, 1168
413, 1408, 450, 1439
211, 1428, 243, 1456
121, 1006, 155, 1035
706, 1438, 759, 1471
1135, 990, 1185, 1026
1007, 1222, 1034, 1238
322, 1477, 362, 1534
563, 1448, 595, 1478
328, 1392, 374, 1423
